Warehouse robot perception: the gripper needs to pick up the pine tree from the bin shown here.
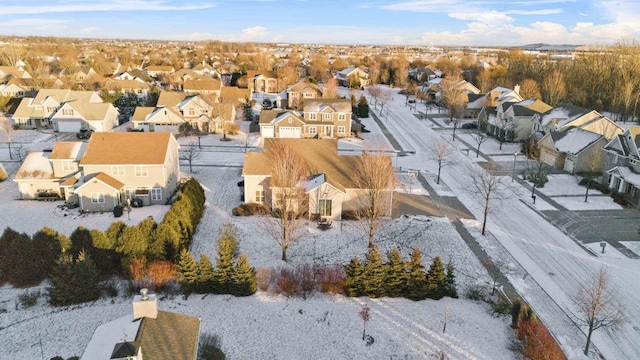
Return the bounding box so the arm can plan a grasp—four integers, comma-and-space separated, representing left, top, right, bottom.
427, 256, 447, 300
444, 261, 458, 298
363, 245, 386, 298
32, 227, 67, 284
215, 237, 237, 293
176, 249, 198, 292
1, 229, 35, 287
406, 247, 428, 300
73, 251, 101, 304
232, 253, 257, 296
357, 95, 370, 118
47, 254, 74, 306
384, 248, 407, 297
344, 257, 365, 297
48, 251, 101, 306
197, 254, 216, 293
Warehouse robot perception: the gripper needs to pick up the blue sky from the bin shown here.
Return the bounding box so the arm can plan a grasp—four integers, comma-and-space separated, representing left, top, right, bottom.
0, 0, 638, 46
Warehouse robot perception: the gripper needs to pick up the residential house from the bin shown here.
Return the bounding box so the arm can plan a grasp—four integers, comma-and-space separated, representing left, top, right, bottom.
76, 132, 180, 212
336, 67, 370, 88
0, 65, 32, 82
259, 99, 352, 139
242, 138, 393, 221
487, 99, 553, 142
168, 69, 201, 91
287, 80, 323, 109
248, 70, 278, 94
192, 60, 219, 78
535, 106, 622, 140
538, 128, 607, 174
49, 100, 119, 132
104, 78, 151, 99
13, 141, 86, 200
184, 78, 222, 98
220, 86, 251, 105
146, 65, 175, 78
81, 289, 200, 360
115, 69, 154, 83
602, 127, 640, 206
10, 89, 104, 129
74, 66, 98, 84
0, 79, 30, 98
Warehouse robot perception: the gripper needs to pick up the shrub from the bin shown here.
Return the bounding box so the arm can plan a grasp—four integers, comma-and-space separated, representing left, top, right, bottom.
256, 267, 276, 292
199, 333, 226, 360
18, 289, 40, 308
276, 267, 301, 297
341, 210, 358, 220
224, 123, 239, 135
518, 318, 566, 360
231, 203, 270, 216
315, 265, 345, 294
0, 169, 7, 182
147, 261, 177, 291
464, 284, 488, 302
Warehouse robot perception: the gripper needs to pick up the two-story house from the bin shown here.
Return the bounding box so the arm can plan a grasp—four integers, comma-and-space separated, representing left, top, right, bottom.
259, 99, 352, 139
602, 127, 640, 206
336, 67, 370, 88
287, 80, 323, 110
248, 70, 278, 94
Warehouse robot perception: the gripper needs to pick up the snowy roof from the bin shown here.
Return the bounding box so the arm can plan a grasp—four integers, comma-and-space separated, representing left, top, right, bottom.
554, 128, 603, 155
611, 166, 640, 187
81, 315, 142, 360
49, 141, 87, 161
304, 173, 326, 192
14, 151, 55, 180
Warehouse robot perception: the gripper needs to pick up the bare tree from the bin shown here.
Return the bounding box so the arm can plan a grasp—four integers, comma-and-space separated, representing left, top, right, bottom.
179, 141, 201, 173
242, 132, 256, 153
12, 144, 28, 162
579, 149, 604, 202
470, 131, 489, 158
366, 85, 382, 109
440, 75, 468, 141
353, 149, 395, 248
542, 69, 566, 106
323, 77, 339, 99
264, 140, 309, 261
569, 267, 624, 356
377, 89, 392, 118
429, 137, 454, 184
0, 45, 27, 66
466, 163, 520, 235
359, 305, 371, 340
0, 117, 15, 160
518, 78, 541, 100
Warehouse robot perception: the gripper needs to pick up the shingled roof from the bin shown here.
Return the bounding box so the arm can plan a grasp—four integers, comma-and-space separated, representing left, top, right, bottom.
80, 132, 173, 165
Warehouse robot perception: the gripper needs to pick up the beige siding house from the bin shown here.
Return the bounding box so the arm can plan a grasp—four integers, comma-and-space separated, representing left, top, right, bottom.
259, 99, 353, 139
242, 139, 393, 221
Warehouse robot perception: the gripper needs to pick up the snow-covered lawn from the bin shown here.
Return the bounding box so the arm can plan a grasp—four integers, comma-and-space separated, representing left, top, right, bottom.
0, 163, 517, 360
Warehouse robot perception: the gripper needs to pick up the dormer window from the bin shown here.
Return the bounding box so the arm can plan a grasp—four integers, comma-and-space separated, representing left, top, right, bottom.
323, 113, 331, 120
309, 113, 317, 121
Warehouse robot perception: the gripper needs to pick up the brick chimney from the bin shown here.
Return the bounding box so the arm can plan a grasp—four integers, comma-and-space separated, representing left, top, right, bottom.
132, 288, 158, 320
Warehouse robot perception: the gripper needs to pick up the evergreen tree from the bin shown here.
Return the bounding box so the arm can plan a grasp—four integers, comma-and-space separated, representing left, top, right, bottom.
344, 257, 365, 297
105, 221, 127, 250
32, 227, 68, 284
357, 95, 370, 118
218, 222, 240, 256
197, 254, 216, 293
89, 229, 122, 277
427, 256, 447, 300
511, 297, 523, 328
444, 261, 458, 298
176, 249, 198, 291
0, 228, 35, 286
48, 251, 101, 306
215, 237, 237, 293
116, 224, 148, 260
232, 253, 257, 296
384, 248, 407, 297
154, 222, 180, 261
406, 248, 428, 300
363, 245, 386, 298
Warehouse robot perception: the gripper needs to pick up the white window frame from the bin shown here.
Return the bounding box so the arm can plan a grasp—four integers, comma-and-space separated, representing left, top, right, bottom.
337, 126, 346, 134
135, 165, 148, 177
323, 113, 331, 120
319, 199, 332, 217
62, 109, 74, 116
111, 165, 125, 176
124, 187, 136, 200
308, 126, 317, 134
62, 161, 74, 171
256, 190, 265, 203
309, 113, 317, 121
338, 113, 346, 121
91, 192, 105, 204
151, 187, 162, 201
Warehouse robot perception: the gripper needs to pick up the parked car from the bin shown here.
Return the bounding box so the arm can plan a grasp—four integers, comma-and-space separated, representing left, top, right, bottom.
461, 122, 478, 129
408, 99, 416, 104
76, 129, 93, 139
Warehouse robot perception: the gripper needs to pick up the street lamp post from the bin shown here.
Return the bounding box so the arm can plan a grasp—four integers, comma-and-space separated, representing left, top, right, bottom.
512, 152, 518, 182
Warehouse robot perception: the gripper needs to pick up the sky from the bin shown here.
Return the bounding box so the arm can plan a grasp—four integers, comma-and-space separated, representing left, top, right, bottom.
0, 0, 638, 46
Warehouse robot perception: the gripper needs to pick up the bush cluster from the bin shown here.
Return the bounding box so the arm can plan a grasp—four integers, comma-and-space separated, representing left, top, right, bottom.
345, 246, 457, 301
511, 298, 566, 360
231, 203, 270, 216
256, 264, 345, 298
177, 223, 256, 296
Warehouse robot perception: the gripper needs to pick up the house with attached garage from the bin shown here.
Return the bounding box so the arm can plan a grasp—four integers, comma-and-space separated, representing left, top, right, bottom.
601, 127, 640, 206
259, 98, 352, 139
336, 67, 370, 88
286, 80, 323, 109
13, 133, 180, 212
538, 128, 608, 174
242, 138, 393, 221
248, 70, 279, 94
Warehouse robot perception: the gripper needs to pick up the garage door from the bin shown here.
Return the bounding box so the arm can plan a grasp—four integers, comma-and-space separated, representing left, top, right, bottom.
279, 127, 301, 138
262, 126, 274, 138
56, 120, 83, 133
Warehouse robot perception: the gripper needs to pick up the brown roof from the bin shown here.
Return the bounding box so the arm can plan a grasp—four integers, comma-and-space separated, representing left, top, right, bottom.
157, 91, 187, 107
80, 132, 173, 165
248, 70, 277, 80
136, 311, 200, 360
243, 138, 387, 190
131, 107, 155, 121
211, 103, 235, 120
220, 86, 251, 103
49, 141, 86, 160
94, 172, 125, 190
184, 78, 221, 91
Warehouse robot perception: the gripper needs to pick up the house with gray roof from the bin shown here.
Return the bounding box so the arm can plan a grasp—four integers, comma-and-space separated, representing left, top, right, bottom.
538, 128, 607, 174
259, 99, 352, 139
602, 127, 640, 206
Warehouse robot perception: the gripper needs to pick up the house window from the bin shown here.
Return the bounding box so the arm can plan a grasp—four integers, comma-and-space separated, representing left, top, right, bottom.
124, 188, 135, 200
309, 113, 317, 121
62, 161, 74, 171
337, 126, 346, 134
91, 192, 105, 204
323, 113, 331, 120
111, 166, 125, 176
62, 109, 74, 116
47, 107, 56, 113
338, 113, 346, 121
308, 126, 317, 134
135, 165, 148, 177
319, 199, 332, 217
631, 159, 637, 165
151, 187, 162, 201
188, 108, 195, 116
304, 92, 313, 98
256, 190, 265, 203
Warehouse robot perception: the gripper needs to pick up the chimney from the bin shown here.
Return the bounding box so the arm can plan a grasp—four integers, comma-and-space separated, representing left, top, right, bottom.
132, 288, 158, 320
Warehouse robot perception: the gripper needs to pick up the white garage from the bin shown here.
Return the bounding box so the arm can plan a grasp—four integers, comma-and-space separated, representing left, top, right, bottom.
278, 127, 301, 138
55, 119, 83, 133
261, 125, 274, 138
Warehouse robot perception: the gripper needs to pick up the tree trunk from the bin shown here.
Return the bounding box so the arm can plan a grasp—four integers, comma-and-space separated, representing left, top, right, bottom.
584, 179, 590, 202
476, 144, 481, 158
8, 141, 12, 160
437, 164, 442, 185
482, 198, 489, 235
281, 245, 287, 262
584, 325, 594, 355
362, 323, 366, 340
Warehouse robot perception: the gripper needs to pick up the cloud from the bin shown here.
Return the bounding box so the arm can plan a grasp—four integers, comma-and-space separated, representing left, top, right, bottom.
241, 26, 269, 40
505, 8, 563, 15
81, 27, 98, 33
0, 1, 215, 15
